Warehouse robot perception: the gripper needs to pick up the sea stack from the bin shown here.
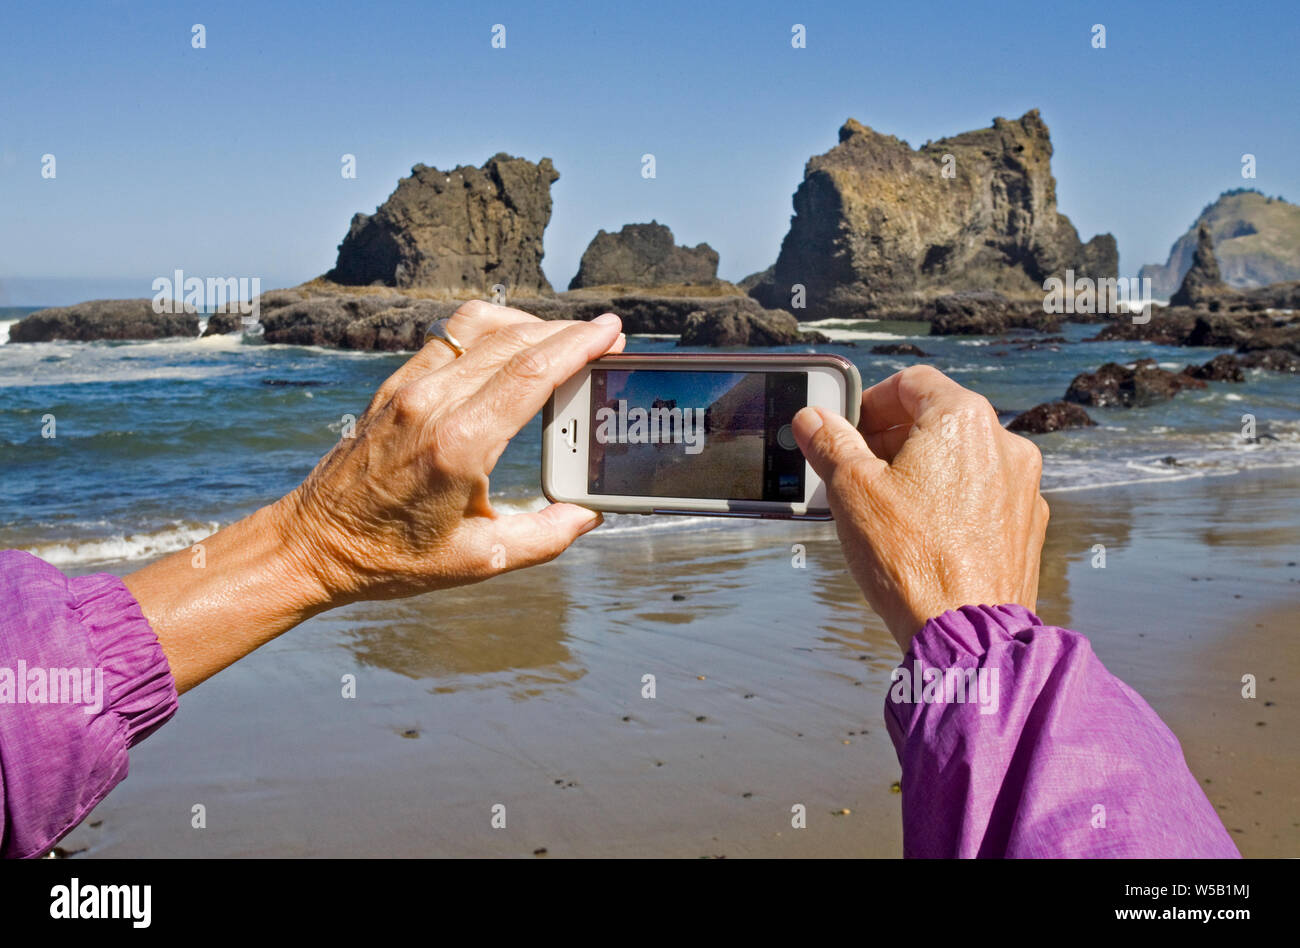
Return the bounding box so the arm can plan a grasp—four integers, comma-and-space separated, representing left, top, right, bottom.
1169, 222, 1228, 307
748, 110, 1117, 318
328, 153, 560, 295
568, 221, 719, 289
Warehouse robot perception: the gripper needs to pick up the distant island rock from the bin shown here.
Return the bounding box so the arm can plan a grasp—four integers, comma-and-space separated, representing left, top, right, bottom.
1139, 189, 1300, 298
569, 221, 718, 290
748, 110, 1116, 318
327, 153, 559, 295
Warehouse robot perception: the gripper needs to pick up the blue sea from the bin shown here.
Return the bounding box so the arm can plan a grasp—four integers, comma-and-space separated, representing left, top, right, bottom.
2, 306, 1298, 569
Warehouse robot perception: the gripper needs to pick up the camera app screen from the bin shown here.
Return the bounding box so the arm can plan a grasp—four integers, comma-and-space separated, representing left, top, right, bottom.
587, 369, 807, 501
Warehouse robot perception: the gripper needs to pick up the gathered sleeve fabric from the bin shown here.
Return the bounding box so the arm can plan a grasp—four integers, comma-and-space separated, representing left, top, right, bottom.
0, 550, 178, 858
883, 603, 1239, 858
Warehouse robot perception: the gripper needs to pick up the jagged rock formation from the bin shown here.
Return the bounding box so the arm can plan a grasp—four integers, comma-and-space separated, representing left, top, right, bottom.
1087, 309, 1300, 360
8, 299, 198, 342
1064, 359, 1207, 408
1140, 190, 1300, 297
871, 343, 929, 356
749, 110, 1117, 318
569, 222, 718, 289
1182, 353, 1245, 382
1007, 401, 1097, 434
196, 283, 813, 347
1169, 223, 1227, 307
924, 291, 1062, 335
327, 154, 559, 294
677, 300, 830, 347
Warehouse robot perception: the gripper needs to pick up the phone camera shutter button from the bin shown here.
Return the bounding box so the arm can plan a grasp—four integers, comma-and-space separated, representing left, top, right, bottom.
777, 424, 797, 450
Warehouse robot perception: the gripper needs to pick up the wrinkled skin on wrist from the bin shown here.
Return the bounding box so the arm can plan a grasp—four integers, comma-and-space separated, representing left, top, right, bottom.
793, 365, 1048, 652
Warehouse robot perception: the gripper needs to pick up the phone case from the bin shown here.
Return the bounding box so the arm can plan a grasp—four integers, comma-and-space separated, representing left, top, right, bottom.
541, 352, 862, 520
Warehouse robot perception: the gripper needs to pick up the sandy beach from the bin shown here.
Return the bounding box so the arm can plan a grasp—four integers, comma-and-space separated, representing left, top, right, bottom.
53, 464, 1298, 859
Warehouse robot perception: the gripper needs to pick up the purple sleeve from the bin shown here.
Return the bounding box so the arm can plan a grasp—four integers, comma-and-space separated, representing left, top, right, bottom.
883, 603, 1239, 858
0, 550, 178, 859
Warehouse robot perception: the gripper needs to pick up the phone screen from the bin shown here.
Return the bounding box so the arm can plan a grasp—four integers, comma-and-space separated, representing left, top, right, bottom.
587, 369, 808, 501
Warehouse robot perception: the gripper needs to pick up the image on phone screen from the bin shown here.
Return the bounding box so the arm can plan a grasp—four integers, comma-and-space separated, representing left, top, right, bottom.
587, 369, 807, 501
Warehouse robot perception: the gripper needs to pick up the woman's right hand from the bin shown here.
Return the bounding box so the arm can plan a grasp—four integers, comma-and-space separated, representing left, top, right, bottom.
792, 365, 1049, 652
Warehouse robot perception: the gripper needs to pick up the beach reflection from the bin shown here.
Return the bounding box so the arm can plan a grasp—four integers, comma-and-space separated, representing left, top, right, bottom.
1038, 488, 1137, 631
329, 560, 583, 698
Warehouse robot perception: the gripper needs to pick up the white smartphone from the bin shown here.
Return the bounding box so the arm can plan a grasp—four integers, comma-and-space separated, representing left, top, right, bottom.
542, 353, 861, 520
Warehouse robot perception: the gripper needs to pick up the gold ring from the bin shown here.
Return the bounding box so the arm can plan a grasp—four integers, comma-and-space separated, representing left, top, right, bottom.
425, 318, 466, 358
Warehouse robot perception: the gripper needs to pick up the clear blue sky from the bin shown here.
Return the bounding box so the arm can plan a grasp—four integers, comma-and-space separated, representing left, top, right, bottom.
2, 0, 1297, 305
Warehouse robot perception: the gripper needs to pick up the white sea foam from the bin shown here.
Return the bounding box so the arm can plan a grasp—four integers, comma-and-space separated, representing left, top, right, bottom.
24, 521, 221, 567
0, 358, 240, 388
816, 328, 910, 342
0, 319, 17, 345
1039, 423, 1300, 493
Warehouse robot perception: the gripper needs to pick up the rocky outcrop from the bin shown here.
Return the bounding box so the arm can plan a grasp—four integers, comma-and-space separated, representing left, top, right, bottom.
737, 266, 774, 293
327, 154, 559, 295
1064, 359, 1207, 408
1132, 222, 1300, 315
8, 299, 199, 342
1007, 401, 1097, 434
871, 342, 929, 356
925, 291, 1062, 335
1239, 348, 1300, 373
1084, 309, 1201, 346
1140, 190, 1300, 297
1182, 353, 1244, 382
749, 110, 1117, 318
1169, 223, 1228, 307
568, 222, 718, 289
199, 288, 461, 348
1086, 307, 1300, 356
198, 283, 815, 348
1010, 335, 1067, 350
1176, 350, 1300, 378
677, 302, 830, 347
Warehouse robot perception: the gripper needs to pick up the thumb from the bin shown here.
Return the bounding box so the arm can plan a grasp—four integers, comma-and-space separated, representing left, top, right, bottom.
792, 406, 886, 488
488, 503, 603, 572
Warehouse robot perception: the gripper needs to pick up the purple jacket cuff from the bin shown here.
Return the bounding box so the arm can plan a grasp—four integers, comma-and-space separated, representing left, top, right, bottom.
0, 550, 179, 858
883, 603, 1240, 858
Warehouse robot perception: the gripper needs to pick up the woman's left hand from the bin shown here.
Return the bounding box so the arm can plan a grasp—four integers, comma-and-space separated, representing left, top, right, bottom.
281, 301, 625, 605
127, 300, 623, 692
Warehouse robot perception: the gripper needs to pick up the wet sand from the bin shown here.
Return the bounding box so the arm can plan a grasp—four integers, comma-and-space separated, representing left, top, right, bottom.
60, 466, 1299, 858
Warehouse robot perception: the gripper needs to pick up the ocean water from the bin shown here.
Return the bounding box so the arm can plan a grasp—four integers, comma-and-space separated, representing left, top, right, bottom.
2, 308, 1298, 569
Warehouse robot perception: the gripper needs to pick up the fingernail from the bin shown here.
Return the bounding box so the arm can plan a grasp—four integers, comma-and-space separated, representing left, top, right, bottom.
593, 313, 620, 328
577, 513, 603, 535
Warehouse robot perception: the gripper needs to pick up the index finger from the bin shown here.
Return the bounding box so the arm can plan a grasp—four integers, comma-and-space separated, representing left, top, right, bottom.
453, 314, 625, 462
859, 364, 973, 434
367, 300, 547, 413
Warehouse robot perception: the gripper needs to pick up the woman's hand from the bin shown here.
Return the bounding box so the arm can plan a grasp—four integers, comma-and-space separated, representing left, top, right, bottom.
127, 301, 623, 692
792, 365, 1048, 652
281, 301, 625, 604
